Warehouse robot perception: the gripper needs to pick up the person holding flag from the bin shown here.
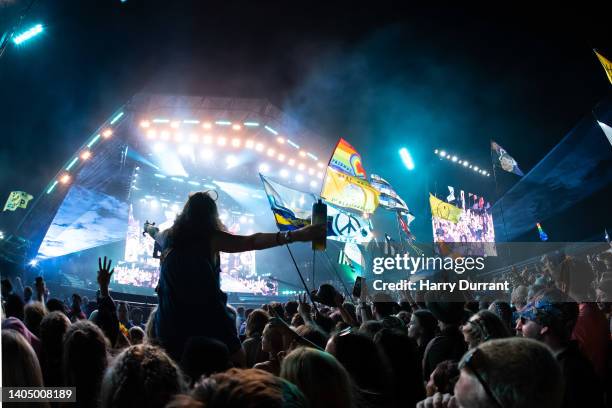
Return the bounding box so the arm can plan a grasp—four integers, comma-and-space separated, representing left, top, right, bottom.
152, 190, 325, 365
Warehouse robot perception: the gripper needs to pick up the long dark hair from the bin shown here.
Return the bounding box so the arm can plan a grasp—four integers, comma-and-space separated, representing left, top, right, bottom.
167, 191, 225, 249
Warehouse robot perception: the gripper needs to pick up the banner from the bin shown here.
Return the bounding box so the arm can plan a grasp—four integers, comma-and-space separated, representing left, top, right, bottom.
326, 203, 373, 245
338, 242, 364, 276
369, 174, 409, 212
430, 194, 462, 224
3, 191, 33, 212
321, 167, 379, 213
329, 138, 367, 179
260, 175, 315, 231
491, 140, 524, 176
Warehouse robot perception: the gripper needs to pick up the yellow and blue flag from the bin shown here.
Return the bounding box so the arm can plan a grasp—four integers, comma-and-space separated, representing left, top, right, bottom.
260, 174, 315, 231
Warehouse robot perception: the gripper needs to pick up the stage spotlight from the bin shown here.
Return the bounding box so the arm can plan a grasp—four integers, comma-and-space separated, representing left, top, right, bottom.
317, 171, 324, 179
178, 145, 193, 156
451, 156, 458, 162
317, 162, 324, 168
245, 140, 254, 148
217, 137, 227, 146
189, 133, 199, 143
13, 24, 44, 45
173, 133, 184, 142
161, 130, 170, 140
298, 163, 305, 171
439, 150, 446, 157
239, 215, 247, 223
28, 259, 38, 267
299, 151, 307, 157
170, 121, 180, 129
60, 174, 71, 184
473, 166, 479, 171
203, 135, 213, 144
463, 161, 469, 167
259, 163, 270, 173
150, 199, 158, 209
309, 180, 317, 188
458, 160, 463, 165
308, 168, 315, 175
140, 120, 150, 128
280, 169, 289, 178
295, 174, 304, 183
232, 124, 242, 131
231, 138, 241, 147
288, 158, 296, 166
203, 122, 212, 129
399, 148, 415, 170
277, 137, 285, 144
226, 155, 238, 168
434, 149, 439, 154
267, 148, 275, 157
153, 143, 165, 153
81, 150, 91, 160
255, 143, 264, 152
278, 153, 285, 161
147, 129, 157, 139
200, 149, 213, 160
102, 129, 113, 138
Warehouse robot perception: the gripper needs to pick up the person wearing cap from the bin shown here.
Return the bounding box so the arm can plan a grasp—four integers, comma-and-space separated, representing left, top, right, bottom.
417, 337, 564, 408
516, 288, 604, 408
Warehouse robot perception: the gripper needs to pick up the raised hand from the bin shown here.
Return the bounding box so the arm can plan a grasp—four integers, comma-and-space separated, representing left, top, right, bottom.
297, 293, 312, 319
97, 256, 114, 296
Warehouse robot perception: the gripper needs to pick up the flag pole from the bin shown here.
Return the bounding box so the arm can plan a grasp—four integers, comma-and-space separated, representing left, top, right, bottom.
323, 248, 353, 300
285, 244, 319, 313
490, 140, 511, 258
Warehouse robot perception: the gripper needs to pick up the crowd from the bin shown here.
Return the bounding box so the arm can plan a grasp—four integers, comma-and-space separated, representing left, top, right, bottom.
1, 249, 610, 407
1, 191, 611, 407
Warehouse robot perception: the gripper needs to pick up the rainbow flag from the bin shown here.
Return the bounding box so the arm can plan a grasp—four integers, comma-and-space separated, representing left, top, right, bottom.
536, 223, 548, 241
329, 138, 367, 179
321, 167, 379, 213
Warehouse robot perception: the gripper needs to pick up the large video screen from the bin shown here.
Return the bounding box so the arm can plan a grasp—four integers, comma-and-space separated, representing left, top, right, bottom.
114, 193, 278, 295
431, 191, 496, 256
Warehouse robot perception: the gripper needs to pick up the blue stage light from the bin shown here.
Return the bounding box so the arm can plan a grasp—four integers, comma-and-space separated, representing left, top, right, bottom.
399, 148, 415, 170
13, 24, 43, 45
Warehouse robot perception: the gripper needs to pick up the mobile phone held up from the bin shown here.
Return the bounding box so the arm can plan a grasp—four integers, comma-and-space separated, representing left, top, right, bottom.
352, 276, 363, 298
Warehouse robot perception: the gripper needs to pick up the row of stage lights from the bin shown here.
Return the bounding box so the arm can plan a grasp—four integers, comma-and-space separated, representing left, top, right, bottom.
140, 118, 325, 169
434, 149, 490, 177
48, 120, 119, 194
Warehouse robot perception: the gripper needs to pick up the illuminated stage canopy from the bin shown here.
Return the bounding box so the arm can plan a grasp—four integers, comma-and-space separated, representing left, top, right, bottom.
20, 94, 333, 296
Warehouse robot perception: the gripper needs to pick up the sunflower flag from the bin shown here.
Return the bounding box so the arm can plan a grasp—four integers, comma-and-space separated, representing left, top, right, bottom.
3, 191, 34, 212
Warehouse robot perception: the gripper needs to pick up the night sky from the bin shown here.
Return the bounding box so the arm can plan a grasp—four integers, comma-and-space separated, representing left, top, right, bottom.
1, 0, 611, 238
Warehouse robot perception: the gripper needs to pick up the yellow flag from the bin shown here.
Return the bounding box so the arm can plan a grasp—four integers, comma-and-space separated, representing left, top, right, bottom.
430, 194, 462, 224
595, 50, 612, 85
321, 167, 379, 213
3, 191, 34, 212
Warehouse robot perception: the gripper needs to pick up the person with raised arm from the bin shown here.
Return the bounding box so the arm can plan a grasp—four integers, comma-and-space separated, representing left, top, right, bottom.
151, 191, 325, 365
